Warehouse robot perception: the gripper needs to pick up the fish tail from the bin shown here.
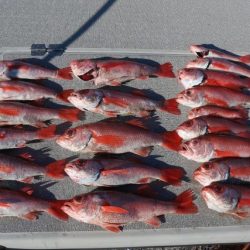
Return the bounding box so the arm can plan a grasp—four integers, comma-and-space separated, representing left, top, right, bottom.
175, 189, 198, 214
37, 125, 57, 139
162, 130, 182, 151
48, 200, 69, 221
160, 98, 181, 115
46, 159, 66, 179
57, 89, 74, 102
58, 108, 84, 122
240, 55, 250, 63
159, 167, 184, 186
154, 62, 175, 78
57, 67, 73, 80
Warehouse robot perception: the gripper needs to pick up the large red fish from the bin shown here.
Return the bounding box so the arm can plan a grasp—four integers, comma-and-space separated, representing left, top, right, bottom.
0, 188, 68, 221
65, 158, 184, 186
70, 59, 175, 86
190, 45, 250, 64
56, 119, 181, 156
178, 68, 250, 90
62, 189, 197, 232
0, 60, 72, 80
68, 88, 180, 116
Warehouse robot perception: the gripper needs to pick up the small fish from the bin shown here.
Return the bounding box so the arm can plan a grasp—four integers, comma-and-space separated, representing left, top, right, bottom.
62, 189, 197, 232
68, 88, 180, 116
176, 116, 250, 140
0, 188, 68, 221
186, 58, 250, 78
201, 183, 250, 218
176, 85, 250, 108
64, 158, 184, 186
0, 125, 56, 149
0, 101, 83, 127
0, 153, 66, 183
0, 60, 73, 80
178, 134, 250, 162
194, 158, 250, 186
0, 80, 73, 102
56, 119, 181, 156
190, 45, 250, 64
188, 105, 249, 120
70, 59, 175, 86
178, 68, 250, 90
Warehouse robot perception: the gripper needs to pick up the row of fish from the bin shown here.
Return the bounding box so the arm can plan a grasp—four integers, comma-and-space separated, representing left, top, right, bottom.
177, 44, 250, 219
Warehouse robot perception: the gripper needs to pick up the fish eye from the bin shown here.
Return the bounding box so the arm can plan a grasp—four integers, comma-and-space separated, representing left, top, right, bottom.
76, 159, 85, 165
65, 129, 76, 138
186, 90, 192, 96
185, 120, 193, 127
192, 139, 198, 146
203, 163, 211, 170
214, 185, 224, 193
74, 195, 83, 203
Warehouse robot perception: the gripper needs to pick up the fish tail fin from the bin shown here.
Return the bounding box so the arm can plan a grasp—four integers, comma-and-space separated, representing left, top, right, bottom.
160, 98, 181, 115
162, 130, 182, 151
57, 67, 73, 80
57, 89, 74, 102
37, 125, 57, 139
240, 55, 250, 63
159, 167, 184, 186
48, 200, 69, 221
175, 189, 198, 214
155, 62, 175, 78
46, 159, 66, 179
58, 108, 84, 122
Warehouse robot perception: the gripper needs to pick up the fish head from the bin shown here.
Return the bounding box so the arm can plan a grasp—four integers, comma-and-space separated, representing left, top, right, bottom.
176, 88, 204, 108
188, 107, 203, 119
190, 45, 210, 57
193, 161, 229, 186
64, 159, 101, 185
68, 89, 103, 111
70, 59, 97, 81
178, 137, 214, 162
56, 126, 92, 152
201, 183, 239, 213
176, 118, 207, 140
186, 58, 210, 69
177, 68, 205, 89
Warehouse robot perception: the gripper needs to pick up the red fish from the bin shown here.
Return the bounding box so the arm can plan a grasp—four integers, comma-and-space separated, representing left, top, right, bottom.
0, 60, 73, 80
56, 119, 181, 155
68, 88, 180, 116
0, 153, 66, 182
188, 105, 249, 120
0, 80, 73, 102
65, 157, 184, 186
187, 58, 250, 78
70, 59, 175, 86
0, 188, 68, 221
0, 125, 57, 149
0, 102, 84, 127
190, 45, 250, 64
62, 189, 197, 232
178, 68, 250, 90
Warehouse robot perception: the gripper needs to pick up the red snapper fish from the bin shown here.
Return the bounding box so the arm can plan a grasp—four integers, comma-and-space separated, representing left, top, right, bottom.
56, 119, 181, 156
188, 105, 249, 120
186, 58, 250, 78
0, 188, 68, 221
176, 85, 250, 108
0, 60, 72, 80
194, 158, 250, 186
0, 101, 83, 127
190, 45, 250, 64
176, 116, 250, 140
68, 88, 180, 117
0, 153, 66, 183
62, 189, 197, 232
70, 59, 175, 86
64, 158, 184, 186
178, 68, 250, 90
0, 80, 73, 102
178, 134, 250, 162
201, 183, 250, 218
